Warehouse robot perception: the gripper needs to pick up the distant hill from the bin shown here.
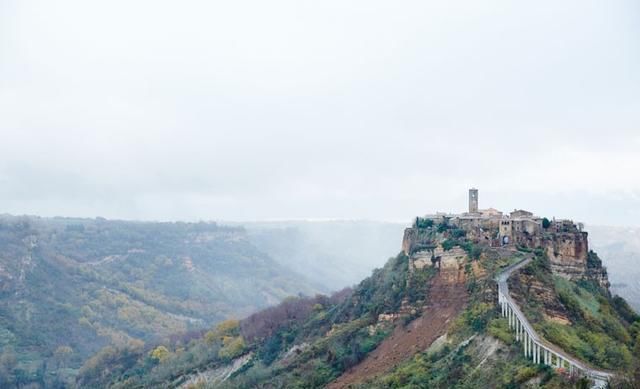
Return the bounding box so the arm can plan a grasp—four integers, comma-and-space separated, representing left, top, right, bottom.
0, 215, 319, 387
240, 220, 406, 291
588, 225, 640, 312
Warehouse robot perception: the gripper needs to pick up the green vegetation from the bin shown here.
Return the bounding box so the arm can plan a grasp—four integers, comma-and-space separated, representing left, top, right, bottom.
70, 222, 640, 388
437, 221, 450, 233
442, 239, 457, 251
71, 252, 412, 388
3, 214, 637, 388
537, 277, 635, 370
415, 217, 435, 229
542, 217, 551, 229
511, 250, 640, 371
0, 215, 319, 387
362, 287, 569, 389
586, 250, 603, 269
487, 317, 514, 344
460, 241, 482, 260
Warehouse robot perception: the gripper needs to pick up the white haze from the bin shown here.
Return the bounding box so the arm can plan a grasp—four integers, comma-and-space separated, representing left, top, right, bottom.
1, 1, 639, 225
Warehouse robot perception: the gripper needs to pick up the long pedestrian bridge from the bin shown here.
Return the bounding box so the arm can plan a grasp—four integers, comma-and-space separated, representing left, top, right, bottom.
496, 257, 613, 388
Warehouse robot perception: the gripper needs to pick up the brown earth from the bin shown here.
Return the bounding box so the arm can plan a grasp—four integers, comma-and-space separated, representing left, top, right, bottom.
327, 264, 469, 388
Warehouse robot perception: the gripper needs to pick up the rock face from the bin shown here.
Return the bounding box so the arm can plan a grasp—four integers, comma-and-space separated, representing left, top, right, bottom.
541, 231, 610, 288
412, 247, 468, 271
544, 232, 589, 280
402, 228, 435, 255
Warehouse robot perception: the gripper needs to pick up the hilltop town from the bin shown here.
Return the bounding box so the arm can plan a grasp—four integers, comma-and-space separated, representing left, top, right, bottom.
402, 189, 609, 286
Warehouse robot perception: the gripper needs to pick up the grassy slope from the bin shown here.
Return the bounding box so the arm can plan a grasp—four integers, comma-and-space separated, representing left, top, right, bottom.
509, 252, 640, 372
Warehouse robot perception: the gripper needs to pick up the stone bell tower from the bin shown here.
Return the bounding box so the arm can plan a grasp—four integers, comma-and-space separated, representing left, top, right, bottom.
469, 188, 479, 214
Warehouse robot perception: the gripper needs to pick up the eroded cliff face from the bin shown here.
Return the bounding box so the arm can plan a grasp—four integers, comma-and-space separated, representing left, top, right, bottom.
542, 231, 610, 288
544, 232, 589, 280
402, 227, 435, 255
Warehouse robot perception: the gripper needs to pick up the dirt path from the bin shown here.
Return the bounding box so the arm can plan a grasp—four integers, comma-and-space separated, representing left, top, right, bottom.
327, 266, 469, 388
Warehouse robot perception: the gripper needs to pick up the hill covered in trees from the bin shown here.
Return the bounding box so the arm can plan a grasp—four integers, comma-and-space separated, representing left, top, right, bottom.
0, 215, 319, 387
77, 221, 640, 388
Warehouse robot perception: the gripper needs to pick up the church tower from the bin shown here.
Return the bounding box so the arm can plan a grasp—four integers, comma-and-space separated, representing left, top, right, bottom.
469, 188, 479, 214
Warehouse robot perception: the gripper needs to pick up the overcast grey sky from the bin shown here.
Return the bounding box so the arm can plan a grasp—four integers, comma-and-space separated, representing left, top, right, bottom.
1, 1, 639, 225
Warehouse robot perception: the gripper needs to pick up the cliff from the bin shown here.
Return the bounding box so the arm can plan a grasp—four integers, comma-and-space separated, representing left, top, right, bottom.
401, 227, 435, 255
543, 231, 589, 280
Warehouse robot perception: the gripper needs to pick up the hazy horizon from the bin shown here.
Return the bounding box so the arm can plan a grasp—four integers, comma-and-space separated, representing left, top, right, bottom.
1, 1, 639, 225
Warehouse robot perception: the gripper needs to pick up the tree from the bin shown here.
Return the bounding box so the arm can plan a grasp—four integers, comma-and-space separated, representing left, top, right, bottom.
218, 337, 245, 361
442, 239, 456, 251
0, 349, 17, 387
53, 346, 73, 369
542, 217, 551, 229
150, 346, 170, 363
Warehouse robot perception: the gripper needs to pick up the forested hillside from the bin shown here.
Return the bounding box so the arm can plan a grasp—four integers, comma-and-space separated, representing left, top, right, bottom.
83, 222, 640, 388
0, 215, 318, 387
73, 252, 411, 388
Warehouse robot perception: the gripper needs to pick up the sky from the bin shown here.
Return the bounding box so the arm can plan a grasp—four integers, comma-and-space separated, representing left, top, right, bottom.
0, 1, 639, 225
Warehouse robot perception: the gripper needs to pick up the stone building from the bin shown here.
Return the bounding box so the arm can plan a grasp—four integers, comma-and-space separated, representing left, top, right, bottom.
402, 188, 607, 284
468, 188, 479, 214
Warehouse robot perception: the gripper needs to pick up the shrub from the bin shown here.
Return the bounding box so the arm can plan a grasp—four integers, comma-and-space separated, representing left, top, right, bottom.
461, 242, 482, 260
487, 318, 513, 344
586, 250, 603, 269
442, 239, 457, 251
437, 222, 450, 233
611, 296, 640, 323
218, 337, 246, 361
514, 366, 537, 383
415, 218, 434, 229
150, 346, 170, 363
451, 228, 466, 239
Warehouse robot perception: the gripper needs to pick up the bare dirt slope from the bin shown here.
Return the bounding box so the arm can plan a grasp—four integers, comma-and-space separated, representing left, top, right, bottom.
328, 264, 469, 388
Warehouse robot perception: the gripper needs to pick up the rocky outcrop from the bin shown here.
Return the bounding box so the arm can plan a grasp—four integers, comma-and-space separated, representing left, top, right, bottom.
541, 231, 610, 288
543, 232, 589, 280
587, 267, 610, 289
411, 247, 468, 271
402, 227, 435, 255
